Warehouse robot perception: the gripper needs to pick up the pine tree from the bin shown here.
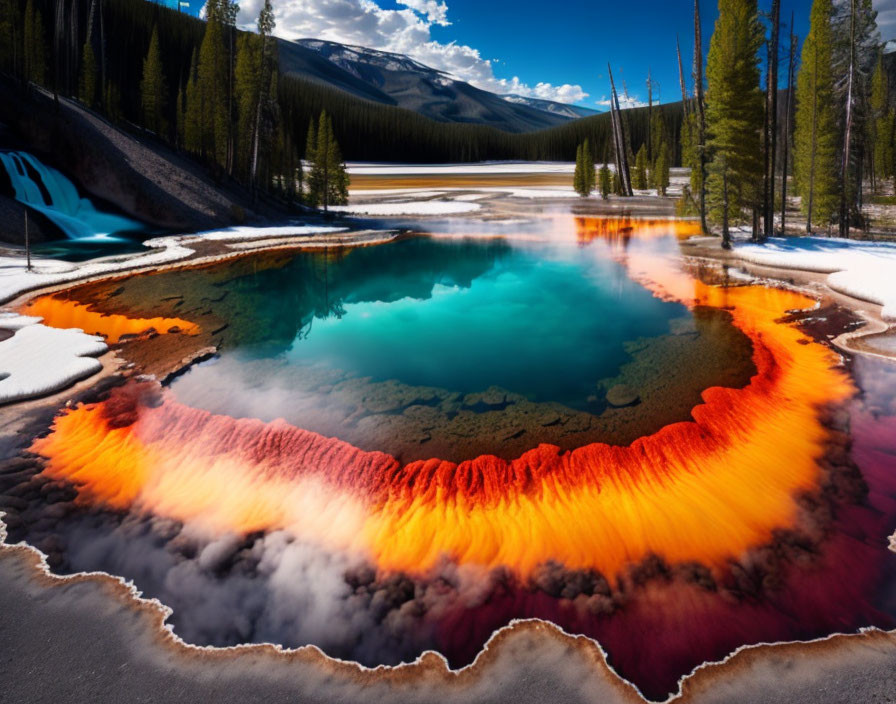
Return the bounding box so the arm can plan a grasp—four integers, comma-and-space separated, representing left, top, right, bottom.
23, 0, 47, 86
634, 145, 648, 189
573, 143, 586, 196
104, 79, 123, 122
140, 26, 167, 135
78, 40, 97, 107
705, 0, 765, 247
583, 139, 596, 193
307, 112, 348, 209
184, 49, 201, 154
649, 109, 667, 169
305, 120, 318, 205
598, 163, 611, 199
326, 131, 349, 206
0, 0, 22, 76
249, 0, 277, 196
234, 32, 260, 177
655, 144, 671, 195
869, 55, 893, 192
648, 136, 665, 190
221, 0, 239, 175
794, 0, 839, 231
176, 83, 187, 149
196, 0, 229, 165
680, 111, 702, 201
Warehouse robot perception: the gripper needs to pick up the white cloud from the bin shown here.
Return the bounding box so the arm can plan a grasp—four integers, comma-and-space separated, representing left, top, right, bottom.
235, 0, 587, 104
396, 0, 450, 26
595, 95, 648, 110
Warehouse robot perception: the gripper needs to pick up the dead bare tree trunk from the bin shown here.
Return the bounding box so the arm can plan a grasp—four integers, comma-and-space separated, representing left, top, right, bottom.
694, 0, 708, 234
839, 0, 857, 238
677, 35, 689, 115
763, 0, 780, 240
608, 64, 633, 196
647, 68, 653, 163
781, 14, 796, 234
609, 101, 625, 191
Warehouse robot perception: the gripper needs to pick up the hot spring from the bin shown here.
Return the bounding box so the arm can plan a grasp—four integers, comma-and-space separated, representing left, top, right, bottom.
6, 215, 896, 701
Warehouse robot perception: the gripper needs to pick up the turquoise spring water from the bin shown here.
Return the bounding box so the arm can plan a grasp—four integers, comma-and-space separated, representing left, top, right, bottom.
173, 235, 691, 412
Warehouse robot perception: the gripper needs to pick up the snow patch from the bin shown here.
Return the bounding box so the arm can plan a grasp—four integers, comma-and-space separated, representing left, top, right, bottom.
734, 237, 896, 320
196, 225, 347, 242
0, 225, 346, 305
330, 202, 482, 216
0, 319, 107, 404
347, 161, 576, 175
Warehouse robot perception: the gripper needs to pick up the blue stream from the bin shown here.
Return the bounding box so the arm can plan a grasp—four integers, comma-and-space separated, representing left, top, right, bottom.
0, 150, 143, 240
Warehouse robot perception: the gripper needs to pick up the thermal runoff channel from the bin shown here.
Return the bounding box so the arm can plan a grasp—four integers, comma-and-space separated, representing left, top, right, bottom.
12, 219, 896, 700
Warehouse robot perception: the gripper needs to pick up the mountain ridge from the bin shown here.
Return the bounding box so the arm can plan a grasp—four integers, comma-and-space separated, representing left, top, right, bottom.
277, 38, 590, 133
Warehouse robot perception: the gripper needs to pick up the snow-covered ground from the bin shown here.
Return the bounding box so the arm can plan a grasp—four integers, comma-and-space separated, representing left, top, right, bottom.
348, 186, 581, 200
0, 224, 347, 404
0, 225, 346, 306
198, 225, 347, 242
348, 161, 576, 175
330, 201, 481, 216
0, 313, 107, 404
734, 237, 896, 321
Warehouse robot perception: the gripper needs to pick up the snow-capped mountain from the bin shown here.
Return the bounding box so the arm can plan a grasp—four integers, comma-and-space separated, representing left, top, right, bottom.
277, 38, 588, 133
501, 94, 599, 120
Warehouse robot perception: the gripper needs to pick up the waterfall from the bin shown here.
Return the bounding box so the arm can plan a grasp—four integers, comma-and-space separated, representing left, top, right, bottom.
0, 150, 142, 240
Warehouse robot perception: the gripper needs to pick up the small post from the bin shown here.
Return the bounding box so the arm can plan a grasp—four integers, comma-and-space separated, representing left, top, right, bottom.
25, 209, 32, 272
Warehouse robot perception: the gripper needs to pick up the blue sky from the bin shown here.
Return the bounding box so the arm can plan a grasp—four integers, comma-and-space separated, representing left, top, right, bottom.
172, 0, 895, 108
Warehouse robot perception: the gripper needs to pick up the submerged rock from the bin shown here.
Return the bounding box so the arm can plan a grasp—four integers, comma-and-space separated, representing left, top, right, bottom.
606, 384, 640, 408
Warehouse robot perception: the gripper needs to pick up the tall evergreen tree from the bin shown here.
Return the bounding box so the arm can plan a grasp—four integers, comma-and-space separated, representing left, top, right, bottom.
176, 82, 187, 149
649, 109, 667, 168
184, 48, 202, 154
249, 0, 277, 196
23, 0, 48, 86
598, 163, 611, 199
573, 143, 586, 196
655, 144, 671, 195
705, 0, 765, 247
234, 31, 260, 177
680, 111, 702, 206
763, 0, 781, 239
196, 0, 229, 165
583, 139, 596, 193
307, 112, 348, 209
694, 0, 709, 232
78, 40, 98, 107
794, 0, 839, 232
868, 55, 893, 192
140, 26, 168, 135
221, 0, 239, 175
305, 120, 318, 205
634, 145, 649, 189
0, 0, 22, 76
